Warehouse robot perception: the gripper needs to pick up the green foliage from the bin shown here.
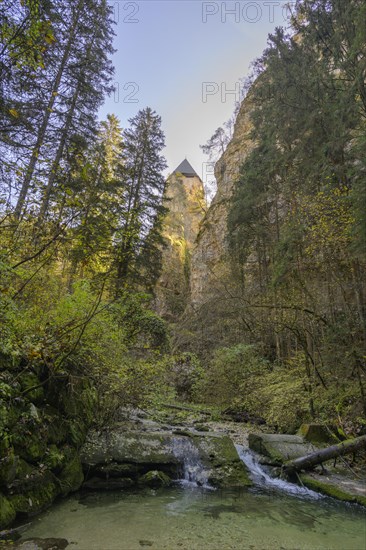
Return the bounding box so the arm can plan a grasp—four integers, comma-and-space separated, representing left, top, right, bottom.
0, 0, 55, 71
221, 0, 366, 430
202, 345, 270, 408
256, 365, 311, 433
200, 345, 365, 433
113, 293, 169, 353
164, 352, 205, 402
44, 445, 65, 470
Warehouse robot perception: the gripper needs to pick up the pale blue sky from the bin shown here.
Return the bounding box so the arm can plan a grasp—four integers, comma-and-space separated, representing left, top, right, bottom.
99, 1, 292, 182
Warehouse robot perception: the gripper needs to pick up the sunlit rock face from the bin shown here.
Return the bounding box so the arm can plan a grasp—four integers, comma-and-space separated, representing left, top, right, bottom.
155, 160, 205, 320
189, 94, 255, 309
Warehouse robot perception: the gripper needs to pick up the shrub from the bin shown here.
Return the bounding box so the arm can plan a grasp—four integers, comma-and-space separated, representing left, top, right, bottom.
202, 344, 271, 408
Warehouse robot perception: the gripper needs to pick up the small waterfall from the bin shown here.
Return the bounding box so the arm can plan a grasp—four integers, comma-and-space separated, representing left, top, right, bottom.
236, 445, 322, 499
171, 436, 210, 488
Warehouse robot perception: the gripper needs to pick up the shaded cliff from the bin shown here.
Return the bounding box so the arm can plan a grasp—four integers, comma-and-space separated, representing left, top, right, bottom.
190, 95, 255, 310
155, 160, 205, 321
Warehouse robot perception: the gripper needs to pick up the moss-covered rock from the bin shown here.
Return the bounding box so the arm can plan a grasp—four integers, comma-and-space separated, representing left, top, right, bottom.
298, 424, 339, 445
44, 445, 65, 471
0, 398, 23, 432
13, 431, 47, 463
14, 458, 34, 481
0, 493, 16, 529
194, 435, 252, 488
300, 474, 366, 508
0, 361, 97, 530
9, 476, 59, 516
67, 420, 88, 448
138, 470, 172, 488
95, 462, 139, 478
58, 454, 84, 496
0, 453, 18, 486
81, 428, 251, 489
9, 468, 54, 495
248, 433, 316, 464
46, 418, 68, 446
81, 430, 180, 466
50, 379, 96, 425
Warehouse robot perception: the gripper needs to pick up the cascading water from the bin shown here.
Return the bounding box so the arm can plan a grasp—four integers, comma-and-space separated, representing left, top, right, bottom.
171, 436, 210, 488
16, 441, 366, 549
235, 444, 322, 498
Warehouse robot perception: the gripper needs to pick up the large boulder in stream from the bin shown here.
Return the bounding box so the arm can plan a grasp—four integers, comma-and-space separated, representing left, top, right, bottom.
81, 424, 252, 489
249, 433, 317, 464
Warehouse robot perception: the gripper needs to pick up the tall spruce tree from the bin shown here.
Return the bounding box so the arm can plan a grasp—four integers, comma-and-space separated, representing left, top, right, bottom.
1, 0, 115, 219
114, 107, 167, 296
226, 0, 366, 416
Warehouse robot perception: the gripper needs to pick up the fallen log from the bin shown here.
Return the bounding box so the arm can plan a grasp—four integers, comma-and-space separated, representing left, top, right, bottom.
283, 434, 366, 474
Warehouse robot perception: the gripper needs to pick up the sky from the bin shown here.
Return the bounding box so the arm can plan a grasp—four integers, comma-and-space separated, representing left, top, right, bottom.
99, 1, 293, 184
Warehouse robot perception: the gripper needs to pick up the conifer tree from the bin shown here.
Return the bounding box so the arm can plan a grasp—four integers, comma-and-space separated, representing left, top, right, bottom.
114, 107, 167, 295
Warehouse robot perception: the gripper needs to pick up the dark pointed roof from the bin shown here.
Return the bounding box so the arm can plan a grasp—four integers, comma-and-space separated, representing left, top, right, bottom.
173, 159, 199, 178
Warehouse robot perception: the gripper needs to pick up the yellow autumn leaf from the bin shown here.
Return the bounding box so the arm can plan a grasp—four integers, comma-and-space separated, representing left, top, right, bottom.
9, 109, 19, 118
45, 33, 56, 45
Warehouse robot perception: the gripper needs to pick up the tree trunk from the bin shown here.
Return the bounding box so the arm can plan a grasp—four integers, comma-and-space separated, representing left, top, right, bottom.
38, 85, 80, 219
38, 37, 95, 220
14, 0, 83, 218
284, 435, 366, 474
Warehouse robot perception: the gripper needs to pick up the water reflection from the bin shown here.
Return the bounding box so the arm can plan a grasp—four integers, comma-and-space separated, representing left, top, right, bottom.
21, 485, 366, 550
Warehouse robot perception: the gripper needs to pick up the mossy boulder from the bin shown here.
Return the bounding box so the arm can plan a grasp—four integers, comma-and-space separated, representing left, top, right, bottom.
13, 431, 47, 463
193, 434, 252, 487
0, 493, 16, 529
95, 462, 139, 478
67, 420, 88, 448
0, 453, 18, 486
9, 474, 59, 516
81, 430, 181, 467
0, 455, 36, 491
0, 402, 22, 435
43, 407, 68, 445
14, 458, 34, 481
51, 380, 96, 424
8, 468, 54, 495
248, 433, 316, 464
300, 474, 366, 508
44, 445, 65, 471
81, 428, 251, 488
298, 424, 340, 445
58, 454, 84, 496
138, 470, 172, 488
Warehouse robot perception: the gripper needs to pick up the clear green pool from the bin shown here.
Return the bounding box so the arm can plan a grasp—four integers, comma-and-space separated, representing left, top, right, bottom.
20, 484, 366, 550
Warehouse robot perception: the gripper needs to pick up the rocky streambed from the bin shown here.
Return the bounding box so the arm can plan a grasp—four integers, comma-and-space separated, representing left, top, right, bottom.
1, 406, 366, 549
80, 411, 252, 490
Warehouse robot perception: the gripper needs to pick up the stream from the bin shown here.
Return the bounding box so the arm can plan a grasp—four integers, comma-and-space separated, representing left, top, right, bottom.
17, 447, 366, 550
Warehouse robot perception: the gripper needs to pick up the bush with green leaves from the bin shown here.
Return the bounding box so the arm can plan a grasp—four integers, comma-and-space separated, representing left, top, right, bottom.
0, 271, 171, 426
202, 344, 271, 409
165, 352, 205, 402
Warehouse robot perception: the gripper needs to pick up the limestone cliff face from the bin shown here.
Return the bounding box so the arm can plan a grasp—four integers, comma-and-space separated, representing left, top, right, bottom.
189, 94, 255, 308
155, 162, 205, 320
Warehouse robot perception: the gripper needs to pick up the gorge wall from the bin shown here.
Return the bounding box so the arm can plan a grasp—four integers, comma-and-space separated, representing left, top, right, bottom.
155, 160, 205, 321
189, 94, 255, 310
169, 93, 257, 353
